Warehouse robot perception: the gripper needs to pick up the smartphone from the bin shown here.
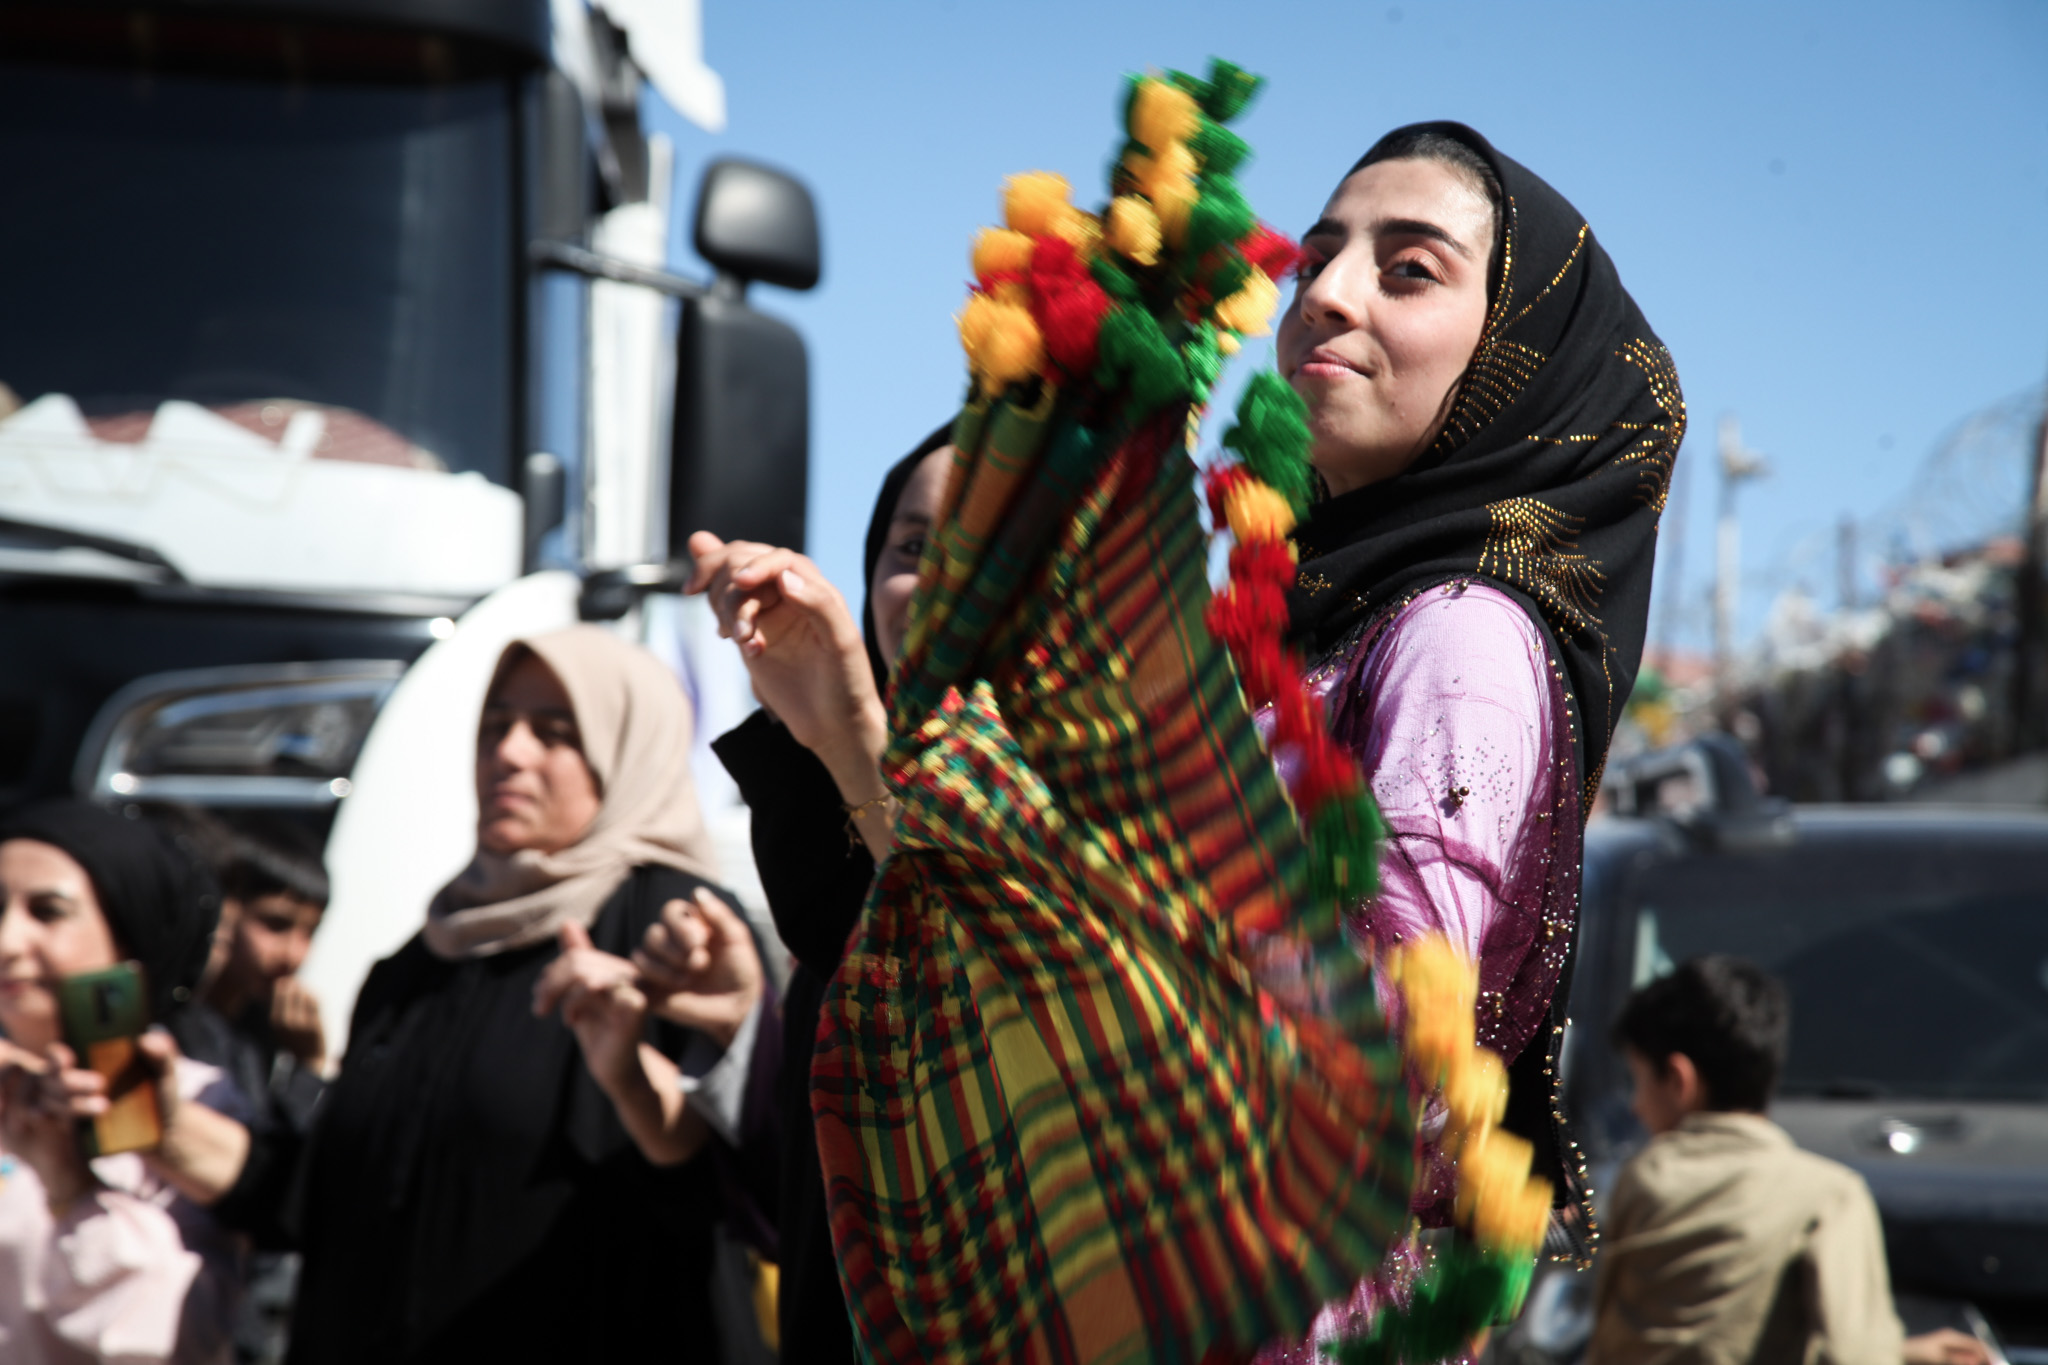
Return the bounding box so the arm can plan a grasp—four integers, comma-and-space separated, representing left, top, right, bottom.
56, 962, 163, 1157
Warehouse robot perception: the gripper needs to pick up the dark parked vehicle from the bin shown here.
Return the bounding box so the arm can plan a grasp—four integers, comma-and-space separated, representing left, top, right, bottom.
1495, 735, 2048, 1364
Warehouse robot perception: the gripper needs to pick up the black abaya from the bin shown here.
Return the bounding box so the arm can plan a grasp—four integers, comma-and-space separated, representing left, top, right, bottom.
712, 709, 874, 1364
288, 864, 755, 1364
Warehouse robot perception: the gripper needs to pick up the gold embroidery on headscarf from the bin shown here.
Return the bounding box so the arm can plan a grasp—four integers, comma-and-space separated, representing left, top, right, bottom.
1476, 496, 1607, 635
1519, 339, 1686, 512
1429, 218, 1592, 460
1607, 339, 1686, 511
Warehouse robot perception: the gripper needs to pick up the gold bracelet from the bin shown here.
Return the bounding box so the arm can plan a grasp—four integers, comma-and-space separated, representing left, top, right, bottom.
842, 793, 895, 849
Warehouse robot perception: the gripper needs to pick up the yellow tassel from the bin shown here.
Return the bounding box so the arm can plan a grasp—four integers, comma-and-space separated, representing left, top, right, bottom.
972, 227, 1035, 279
1130, 77, 1201, 154
990, 280, 1030, 309
1138, 143, 1200, 246
957, 292, 1044, 397
1391, 932, 1554, 1255
1004, 171, 1074, 238
1106, 195, 1162, 267
1440, 1047, 1508, 1151
1222, 480, 1296, 544
1214, 270, 1281, 337
1217, 332, 1242, 356
1053, 209, 1103, 253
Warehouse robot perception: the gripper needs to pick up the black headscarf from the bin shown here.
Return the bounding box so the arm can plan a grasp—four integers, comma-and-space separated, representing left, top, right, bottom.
1288, 122, 1684, 804
0, 800, 221, 1022
861, 422, 956, 685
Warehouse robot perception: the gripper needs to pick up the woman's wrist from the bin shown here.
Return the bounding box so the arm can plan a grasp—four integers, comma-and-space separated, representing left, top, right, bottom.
150, 1100, 252, 1207
812, 699, 889, 788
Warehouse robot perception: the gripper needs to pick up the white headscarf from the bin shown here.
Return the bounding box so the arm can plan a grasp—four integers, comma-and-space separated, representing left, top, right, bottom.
423, 626, 718, 959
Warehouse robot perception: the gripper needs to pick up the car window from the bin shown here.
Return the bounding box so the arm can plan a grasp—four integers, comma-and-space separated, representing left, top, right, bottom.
1629, 840, 2048, 1102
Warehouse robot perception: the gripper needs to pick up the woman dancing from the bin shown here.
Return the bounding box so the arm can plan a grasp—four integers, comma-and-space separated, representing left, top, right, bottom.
1259, 121, 1682, 1357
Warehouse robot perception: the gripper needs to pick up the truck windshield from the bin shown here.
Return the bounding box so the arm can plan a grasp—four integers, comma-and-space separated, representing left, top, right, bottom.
0, 63, 513, 482
1630, 841, 2048, 1102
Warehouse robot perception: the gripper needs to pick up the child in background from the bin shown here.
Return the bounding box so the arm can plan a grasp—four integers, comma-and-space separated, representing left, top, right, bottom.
173, 816, 329, 1134
160, 813, 330, 1365
1589, 955, 1989, 1365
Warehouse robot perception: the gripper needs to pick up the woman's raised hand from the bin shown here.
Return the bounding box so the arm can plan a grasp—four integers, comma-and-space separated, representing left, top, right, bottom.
632, 889, 764, 1050
534, 921, 706, 1166
533, 922, 650, 1096
683, 531, 887, 771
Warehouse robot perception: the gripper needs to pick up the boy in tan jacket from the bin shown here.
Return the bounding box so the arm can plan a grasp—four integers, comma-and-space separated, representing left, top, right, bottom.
1589, 956, 1989, 1365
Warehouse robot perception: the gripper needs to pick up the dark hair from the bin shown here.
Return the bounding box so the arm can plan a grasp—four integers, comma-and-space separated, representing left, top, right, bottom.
144, 805, 329, 910
1353, 126, 1506, 294
218, 815, 330, 911
1612, 955, 1788, 1111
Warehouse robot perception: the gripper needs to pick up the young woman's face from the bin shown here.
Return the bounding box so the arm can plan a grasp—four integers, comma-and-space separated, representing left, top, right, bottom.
870, 446, 954, 673
1276, 157, 1495, 496
0, 839, 122, 1053
475, 654, 603, 856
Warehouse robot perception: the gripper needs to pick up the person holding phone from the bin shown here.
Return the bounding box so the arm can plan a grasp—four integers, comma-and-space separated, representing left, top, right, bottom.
0, 800, 253, 1364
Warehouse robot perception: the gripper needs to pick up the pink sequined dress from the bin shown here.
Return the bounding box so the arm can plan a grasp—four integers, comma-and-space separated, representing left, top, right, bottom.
1256, 580, 1582, 1362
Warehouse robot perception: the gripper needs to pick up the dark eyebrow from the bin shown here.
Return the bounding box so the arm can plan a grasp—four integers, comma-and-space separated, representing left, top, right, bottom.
1301, 215, 1474, 261
1373, 217, 1474, 259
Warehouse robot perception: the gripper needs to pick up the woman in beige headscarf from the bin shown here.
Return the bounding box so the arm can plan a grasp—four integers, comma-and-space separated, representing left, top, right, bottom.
285, 626, 773, 1365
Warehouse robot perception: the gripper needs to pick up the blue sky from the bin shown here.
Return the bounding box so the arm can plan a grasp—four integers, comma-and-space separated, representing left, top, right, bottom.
647, 1, 2048, 651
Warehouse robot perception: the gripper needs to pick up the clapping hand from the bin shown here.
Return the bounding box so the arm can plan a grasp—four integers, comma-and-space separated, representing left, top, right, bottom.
631, 889, 764, 1051
533, 922, 651, 1097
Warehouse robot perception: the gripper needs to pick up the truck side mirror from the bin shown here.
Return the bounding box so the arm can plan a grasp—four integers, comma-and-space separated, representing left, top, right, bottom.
670, 296, 809, 555
668, 159, 820, 557
692, 159, 820, 293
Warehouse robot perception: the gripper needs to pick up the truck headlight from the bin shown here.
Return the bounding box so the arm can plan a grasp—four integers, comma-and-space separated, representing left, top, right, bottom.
77, 662, 405, 807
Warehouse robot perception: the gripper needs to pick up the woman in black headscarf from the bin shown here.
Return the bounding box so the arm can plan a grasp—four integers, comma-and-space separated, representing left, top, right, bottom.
1255, 123, 1683, 1357
0, 800, 250, 1363
680, 423, 953, 1361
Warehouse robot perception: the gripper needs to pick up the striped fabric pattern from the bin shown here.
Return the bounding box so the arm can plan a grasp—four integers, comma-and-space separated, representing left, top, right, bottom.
813, 395, 1417, 1363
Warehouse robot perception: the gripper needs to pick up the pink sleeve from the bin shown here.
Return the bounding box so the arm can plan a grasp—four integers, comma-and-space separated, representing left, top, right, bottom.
1348, 584, 1554, 961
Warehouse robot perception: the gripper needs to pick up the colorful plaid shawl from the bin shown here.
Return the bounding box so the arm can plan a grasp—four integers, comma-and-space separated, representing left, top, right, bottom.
812, 383, 1416, 1362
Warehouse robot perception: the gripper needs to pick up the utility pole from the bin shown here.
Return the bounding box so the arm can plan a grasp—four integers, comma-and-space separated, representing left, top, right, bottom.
2012, 379, 2048, 753
1715, 414, 1769, 714
1837, 515, 1859, 612
1652, 433, 1693, 658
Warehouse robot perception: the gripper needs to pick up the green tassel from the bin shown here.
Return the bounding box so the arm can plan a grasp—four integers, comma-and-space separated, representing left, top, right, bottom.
1183, 322, 1224, 405
1200, 59, 1262, 123
1190, 118, 1249, 176
1166, 67, 1211, 108
1221, 372, 1315, 516
1324, 1242, 1535, 1365
1094, 304, 1188, 416
1090, 254, 1142, 301
1306, 790, 1383, 904
1206, 251, 1252, 309
1120, 73, 1142, 140
1186, 172, 1255, 260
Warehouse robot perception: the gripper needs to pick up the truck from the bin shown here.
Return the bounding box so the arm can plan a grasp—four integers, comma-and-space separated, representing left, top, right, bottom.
0, 0, 819, 1051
